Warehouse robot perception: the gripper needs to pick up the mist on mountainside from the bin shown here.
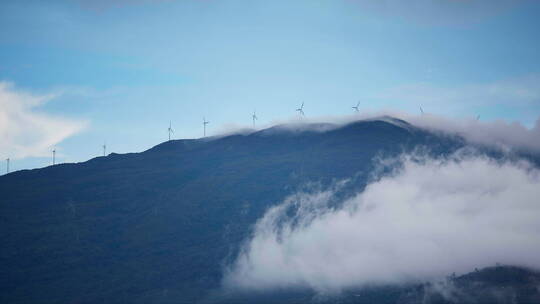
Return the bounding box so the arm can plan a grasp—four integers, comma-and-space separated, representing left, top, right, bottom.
224, 152, 540, 292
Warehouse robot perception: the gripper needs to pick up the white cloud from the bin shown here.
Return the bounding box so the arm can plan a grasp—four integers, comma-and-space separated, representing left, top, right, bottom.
224, 153, 540, 293
212, 111, 540, 155
403, 113, 540, 153
0, 82, 87, 159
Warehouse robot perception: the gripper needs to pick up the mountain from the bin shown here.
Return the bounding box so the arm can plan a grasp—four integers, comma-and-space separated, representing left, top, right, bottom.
0, 117, 537, 303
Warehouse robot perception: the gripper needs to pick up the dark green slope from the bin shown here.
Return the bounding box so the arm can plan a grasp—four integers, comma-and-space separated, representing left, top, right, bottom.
0, 118, 477, 303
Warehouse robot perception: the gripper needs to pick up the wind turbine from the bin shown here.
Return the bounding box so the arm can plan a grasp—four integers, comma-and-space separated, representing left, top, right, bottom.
102, 142, 107, 156
168, 121, 174, 141
5, 158, 9, 174
352, 101, 360, 113
252, 111, 258, 127
296, 102, 305, 117
52, 148, 56, 165
420, 106, 424, 115
203, 117, 209, 137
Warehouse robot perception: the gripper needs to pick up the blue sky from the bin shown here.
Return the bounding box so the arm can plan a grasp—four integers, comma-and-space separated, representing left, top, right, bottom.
1, 0, 540, 172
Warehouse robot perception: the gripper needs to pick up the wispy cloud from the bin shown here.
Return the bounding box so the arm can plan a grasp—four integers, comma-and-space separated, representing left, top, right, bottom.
403, 113, 540, 153
224, 152, 540, 293
212, 111, 540, 155
0, 82, 87, 159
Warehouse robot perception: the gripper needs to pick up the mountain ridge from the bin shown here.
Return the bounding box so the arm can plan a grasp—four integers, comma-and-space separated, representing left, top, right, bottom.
1, 117, 536, 303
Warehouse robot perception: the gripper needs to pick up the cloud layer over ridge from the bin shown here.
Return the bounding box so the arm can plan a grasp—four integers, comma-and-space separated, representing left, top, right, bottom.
224, 153, 540, 293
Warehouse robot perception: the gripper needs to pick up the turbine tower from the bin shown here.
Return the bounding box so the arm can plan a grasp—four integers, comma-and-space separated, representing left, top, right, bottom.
252, 111, 258, 127
102, 142, 107, 156
352, 101, 360, 113
420, 106, 424, 115
52, 149, 56, 165
168, 121, 174, 141
6, 158, 9, 174
296, 102, 305, 117
203, 117, 209, 137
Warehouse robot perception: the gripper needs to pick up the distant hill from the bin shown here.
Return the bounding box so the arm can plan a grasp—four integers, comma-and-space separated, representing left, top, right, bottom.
0, 117, 537, 303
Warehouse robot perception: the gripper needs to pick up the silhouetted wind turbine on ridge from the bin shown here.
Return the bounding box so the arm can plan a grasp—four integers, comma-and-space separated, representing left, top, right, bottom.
102, 142, 107, 156
352, 101, 360, 112
252, 111, 258, 127
168, 121, 174, 141
52, 148, 56, 165
296, 102, 305, 117
203, 117, 209, 137
5, 158, 9, 174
